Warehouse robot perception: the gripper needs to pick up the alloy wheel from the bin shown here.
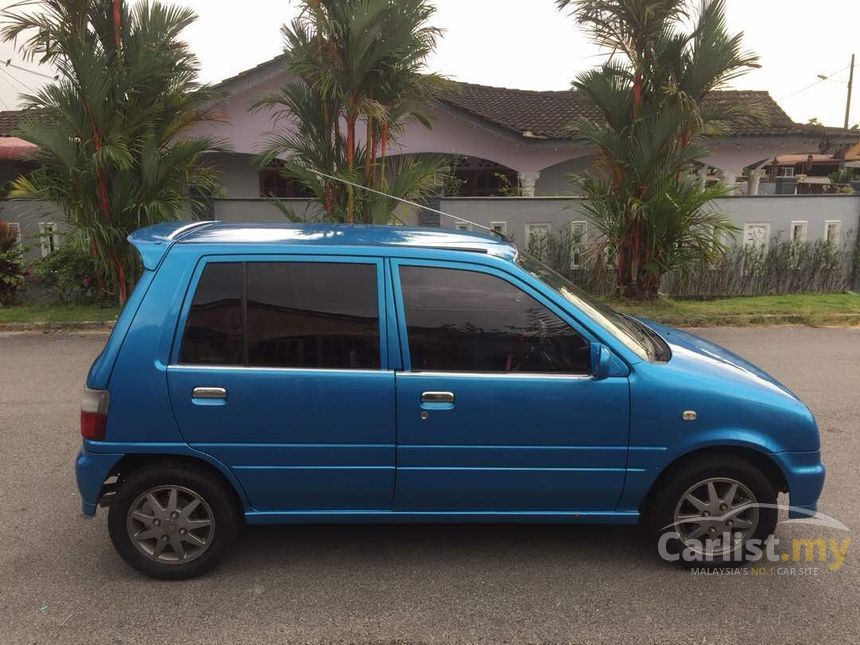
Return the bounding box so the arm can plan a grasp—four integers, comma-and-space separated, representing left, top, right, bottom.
672, 477, 759, 557
126, 485, 215, 564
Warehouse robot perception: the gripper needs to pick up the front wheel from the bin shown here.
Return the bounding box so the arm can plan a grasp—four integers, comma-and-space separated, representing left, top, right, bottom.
107, 464, 240, 580
646, 455, 778, 566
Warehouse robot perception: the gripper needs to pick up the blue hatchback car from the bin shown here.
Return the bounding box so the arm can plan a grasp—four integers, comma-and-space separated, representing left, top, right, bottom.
76, 222, 825, 578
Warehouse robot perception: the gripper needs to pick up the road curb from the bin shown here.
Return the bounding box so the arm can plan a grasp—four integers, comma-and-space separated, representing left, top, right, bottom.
0, 320, 116, 332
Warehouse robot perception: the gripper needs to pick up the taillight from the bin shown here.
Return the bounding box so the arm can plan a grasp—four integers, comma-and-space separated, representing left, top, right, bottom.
80, 387, 110, 440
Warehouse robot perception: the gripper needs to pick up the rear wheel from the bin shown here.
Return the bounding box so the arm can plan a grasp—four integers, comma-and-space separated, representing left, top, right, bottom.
646, 455, 778, 566
108, 464, 240, 580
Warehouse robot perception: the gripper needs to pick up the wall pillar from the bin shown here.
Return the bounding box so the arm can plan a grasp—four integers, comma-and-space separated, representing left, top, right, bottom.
747, 169, 763, 196
719, 168, 742, 194
517, 172, 541, 197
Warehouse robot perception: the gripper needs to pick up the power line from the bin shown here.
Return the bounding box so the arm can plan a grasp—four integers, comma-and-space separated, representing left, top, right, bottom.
0, 65, 33, 95
778, 64, 850, 102
3, 59, 57, 81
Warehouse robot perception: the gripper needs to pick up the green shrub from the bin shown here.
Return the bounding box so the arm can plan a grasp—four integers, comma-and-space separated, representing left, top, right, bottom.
30, 241, 113, 305
0, 220, 25, 306
528, 228, 857, 297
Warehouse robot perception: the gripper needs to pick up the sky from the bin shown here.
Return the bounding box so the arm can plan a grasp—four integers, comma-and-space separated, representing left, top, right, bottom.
0, 0, 857, 127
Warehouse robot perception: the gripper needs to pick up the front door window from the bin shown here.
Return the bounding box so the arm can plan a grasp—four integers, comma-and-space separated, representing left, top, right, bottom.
398, 265, 590, 374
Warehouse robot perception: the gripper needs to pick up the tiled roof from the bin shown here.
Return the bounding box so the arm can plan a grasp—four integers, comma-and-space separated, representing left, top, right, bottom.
0, 65, 843, 143
210, 55, 824, 140
434, 82, 809, 139
0, 109, 29, 137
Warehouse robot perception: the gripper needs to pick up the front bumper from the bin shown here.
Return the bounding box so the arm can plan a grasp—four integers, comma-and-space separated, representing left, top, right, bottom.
775, 450, 825, 518
75, 446, 123, 516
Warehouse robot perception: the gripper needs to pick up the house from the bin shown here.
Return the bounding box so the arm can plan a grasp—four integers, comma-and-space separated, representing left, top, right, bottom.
181, 55, 850, 201
1, 55, 859, 259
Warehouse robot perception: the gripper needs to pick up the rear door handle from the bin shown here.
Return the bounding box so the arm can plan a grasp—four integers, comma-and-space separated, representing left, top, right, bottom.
421, 391, 454, 404
192, 386, 227, 400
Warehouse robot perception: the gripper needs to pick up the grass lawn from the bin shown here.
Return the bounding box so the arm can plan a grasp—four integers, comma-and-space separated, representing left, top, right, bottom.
1, 293, 859, 327
0, 304, 119, 324
608, 293, 860, 327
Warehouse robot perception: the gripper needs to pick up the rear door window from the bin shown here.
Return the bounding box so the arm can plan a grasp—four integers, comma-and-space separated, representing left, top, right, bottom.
180, 262, 244, 365
179, 261, 380, 369
398, 265, 590, 373
246, 262, 379, 369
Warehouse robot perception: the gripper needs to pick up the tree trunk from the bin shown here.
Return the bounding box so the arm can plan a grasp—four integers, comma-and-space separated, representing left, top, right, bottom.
380, 123, 388, 160
345, 107, 356, 223
112, 0, 122, 49
112, 254, 128, 305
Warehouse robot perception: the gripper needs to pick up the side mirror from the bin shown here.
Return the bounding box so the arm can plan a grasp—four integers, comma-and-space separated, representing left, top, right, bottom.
590, 342, 611, 380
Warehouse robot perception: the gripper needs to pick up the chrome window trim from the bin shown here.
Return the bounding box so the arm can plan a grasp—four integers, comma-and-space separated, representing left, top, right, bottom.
170, 364, 392, 375
398, 370, 593, 381
169, 364, 593, 379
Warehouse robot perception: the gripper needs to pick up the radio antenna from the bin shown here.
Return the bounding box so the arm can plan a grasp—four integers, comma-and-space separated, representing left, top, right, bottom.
305, 167, 509, 240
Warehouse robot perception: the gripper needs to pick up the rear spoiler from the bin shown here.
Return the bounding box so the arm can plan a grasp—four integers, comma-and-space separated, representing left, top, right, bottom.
128, 221, 217, 270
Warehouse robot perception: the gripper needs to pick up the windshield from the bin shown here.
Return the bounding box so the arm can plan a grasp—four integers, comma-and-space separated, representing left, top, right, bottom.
517, 253, 655, 361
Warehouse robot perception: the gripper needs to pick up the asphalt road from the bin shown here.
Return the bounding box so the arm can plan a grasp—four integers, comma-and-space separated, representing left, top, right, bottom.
0, 327, 858, 644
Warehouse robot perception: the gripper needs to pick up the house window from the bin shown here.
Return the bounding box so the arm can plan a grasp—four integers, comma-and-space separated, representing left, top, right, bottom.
790, 221, 808, 244
742, 223, 771, 249
39, 222, 60, 256
604, 246, 617, 268
6, 222, 22, 250
489, 221, 507, 235
258, 163, 313, 198
568, 221, 587, 269
524, 223, 550, 248
453, 221, 471, 231
778, 167, 795, 177
824, 220, 842, 244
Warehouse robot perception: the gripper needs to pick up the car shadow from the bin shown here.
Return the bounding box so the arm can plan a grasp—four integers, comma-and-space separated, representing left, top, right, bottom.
227, 522, 659, 574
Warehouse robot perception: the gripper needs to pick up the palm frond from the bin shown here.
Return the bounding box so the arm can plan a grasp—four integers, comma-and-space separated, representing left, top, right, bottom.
0, 0, 228, 303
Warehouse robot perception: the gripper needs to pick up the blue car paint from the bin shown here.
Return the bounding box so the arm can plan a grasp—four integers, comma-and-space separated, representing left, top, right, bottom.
76, 222, 825, 523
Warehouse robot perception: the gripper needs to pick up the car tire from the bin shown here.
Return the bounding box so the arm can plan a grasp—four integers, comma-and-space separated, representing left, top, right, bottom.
646, 455, 778, 566
107, 463, 240, 580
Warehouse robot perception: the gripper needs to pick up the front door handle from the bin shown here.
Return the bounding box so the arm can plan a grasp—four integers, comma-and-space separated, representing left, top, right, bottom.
192, 386, 227, 400
421, 391, 454, 404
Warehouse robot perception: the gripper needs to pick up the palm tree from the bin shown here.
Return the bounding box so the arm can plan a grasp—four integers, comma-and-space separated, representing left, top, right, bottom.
1, 0, 225, 304
557, 0, 759, 298
254, 0, 448, 224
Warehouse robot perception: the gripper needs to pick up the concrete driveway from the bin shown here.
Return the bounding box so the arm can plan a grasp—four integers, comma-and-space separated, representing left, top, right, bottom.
0, 327, 857, 644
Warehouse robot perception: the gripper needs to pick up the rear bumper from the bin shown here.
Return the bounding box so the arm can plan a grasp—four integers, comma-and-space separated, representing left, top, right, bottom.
75, 446, 123, 516
774, 450, 825, 518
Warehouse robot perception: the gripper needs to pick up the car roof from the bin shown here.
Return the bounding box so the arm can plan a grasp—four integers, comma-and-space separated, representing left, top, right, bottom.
130, 221, 518, 269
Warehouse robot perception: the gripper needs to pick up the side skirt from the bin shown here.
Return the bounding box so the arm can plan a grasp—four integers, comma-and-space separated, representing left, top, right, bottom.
244, 510, 640, 525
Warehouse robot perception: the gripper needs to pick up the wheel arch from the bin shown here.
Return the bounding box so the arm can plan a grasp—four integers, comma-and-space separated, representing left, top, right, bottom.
639, 445, 788, 517
100, 453, 248, 515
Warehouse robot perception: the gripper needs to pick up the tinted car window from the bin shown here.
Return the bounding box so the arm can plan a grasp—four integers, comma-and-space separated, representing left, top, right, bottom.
180, 261, 380, 369
246, 262, 379, 369
399, 266, 590, 373
180, 262, 245, 365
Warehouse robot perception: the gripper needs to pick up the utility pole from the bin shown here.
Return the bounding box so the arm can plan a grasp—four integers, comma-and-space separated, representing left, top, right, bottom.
845, 53, 855, 130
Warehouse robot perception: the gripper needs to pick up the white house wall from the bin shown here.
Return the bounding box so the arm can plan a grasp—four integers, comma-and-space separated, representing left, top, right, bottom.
3, 194, 856, 269
432, 195, 860, 247
533, 156, 596, 196
207, 152, 261, 198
